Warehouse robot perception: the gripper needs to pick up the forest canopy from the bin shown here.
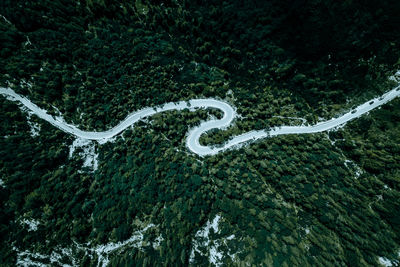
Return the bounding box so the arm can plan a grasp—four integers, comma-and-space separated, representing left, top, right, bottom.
1, 0, 400, 266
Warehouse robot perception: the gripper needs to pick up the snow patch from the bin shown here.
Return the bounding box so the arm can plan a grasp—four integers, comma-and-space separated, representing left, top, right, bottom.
389, 70, 400, 82
379, 257, 394, 266
16, 250, 48, 267
20, 218, 40, 232
69, 137, 98, 171
344, 159, 364, 178
327, 133, 364, 179
27, 119, 40, 137
85, 223, 156, 267
190, 215, 239, 266
152, 234, 164, 249
16, 247, 77, 267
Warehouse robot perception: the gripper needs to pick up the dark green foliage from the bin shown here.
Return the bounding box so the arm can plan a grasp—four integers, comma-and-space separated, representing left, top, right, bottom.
1, 0, 400, 266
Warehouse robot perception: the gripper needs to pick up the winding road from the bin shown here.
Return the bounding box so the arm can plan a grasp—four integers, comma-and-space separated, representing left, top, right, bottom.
1, 85, 399, 156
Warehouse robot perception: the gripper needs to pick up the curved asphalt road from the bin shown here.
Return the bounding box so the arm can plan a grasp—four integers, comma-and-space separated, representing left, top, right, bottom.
1, 84, 399, 156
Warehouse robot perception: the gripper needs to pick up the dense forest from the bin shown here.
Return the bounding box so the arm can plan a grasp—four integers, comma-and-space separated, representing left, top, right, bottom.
1, 0, 400, 266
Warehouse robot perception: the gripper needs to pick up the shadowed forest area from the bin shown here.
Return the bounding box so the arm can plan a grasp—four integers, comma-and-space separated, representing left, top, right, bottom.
1, 0, 400, 266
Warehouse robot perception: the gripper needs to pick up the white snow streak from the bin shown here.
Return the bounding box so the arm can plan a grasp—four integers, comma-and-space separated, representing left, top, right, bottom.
15, 223, 162, 267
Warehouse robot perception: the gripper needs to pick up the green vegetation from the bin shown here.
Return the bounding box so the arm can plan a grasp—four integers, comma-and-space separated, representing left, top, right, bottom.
1, 0, 400, 266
